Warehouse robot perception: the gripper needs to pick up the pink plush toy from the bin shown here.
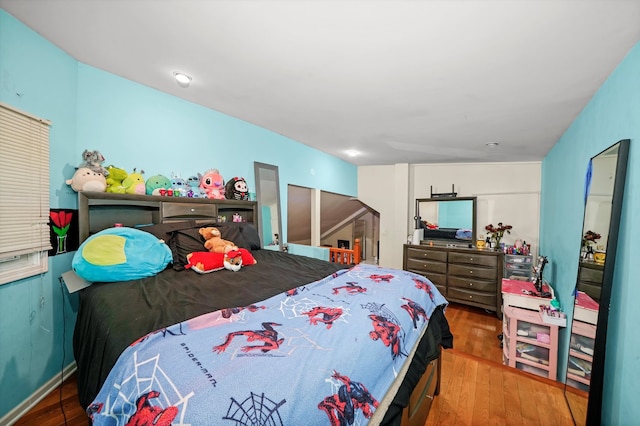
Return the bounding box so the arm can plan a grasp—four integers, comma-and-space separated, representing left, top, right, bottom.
199, 169, 225, 199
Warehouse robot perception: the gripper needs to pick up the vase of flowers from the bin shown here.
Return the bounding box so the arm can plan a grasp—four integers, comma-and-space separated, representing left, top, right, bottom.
485, 222, 512, 249
582, 230, 601, 260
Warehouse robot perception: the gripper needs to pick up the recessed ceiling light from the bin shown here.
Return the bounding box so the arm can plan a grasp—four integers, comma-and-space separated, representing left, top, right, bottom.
346, 150, 360, 157
173, 72, 192, 88
485, 142, 500, 148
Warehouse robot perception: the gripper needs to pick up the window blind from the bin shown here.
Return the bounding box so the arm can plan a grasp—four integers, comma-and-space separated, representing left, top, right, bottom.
0, 102, 51, 284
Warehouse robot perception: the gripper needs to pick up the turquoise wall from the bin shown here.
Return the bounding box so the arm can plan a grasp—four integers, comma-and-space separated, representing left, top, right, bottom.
0, 10, 80, 419
541, 41, 639, 424
0, 9, 356, 420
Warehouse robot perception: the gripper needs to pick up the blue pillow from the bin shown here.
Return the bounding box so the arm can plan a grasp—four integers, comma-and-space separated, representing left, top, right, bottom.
72, 227, 173, 282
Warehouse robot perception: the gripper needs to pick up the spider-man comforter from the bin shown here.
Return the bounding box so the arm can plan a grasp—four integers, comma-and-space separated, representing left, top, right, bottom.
87, 264, 448, 426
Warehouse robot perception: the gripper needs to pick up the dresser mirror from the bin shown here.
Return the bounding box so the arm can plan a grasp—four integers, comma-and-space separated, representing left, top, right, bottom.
254, 162, 283, 250
414, 197, 477, 247
564, 139, 629, 425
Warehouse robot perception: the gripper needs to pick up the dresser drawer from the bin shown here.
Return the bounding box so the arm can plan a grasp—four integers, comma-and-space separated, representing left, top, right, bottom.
448, 263, 497, 281
406, 258, 447, 275
448, 276, 496, 292
161, 202, 218, 219
448, 287, 496, 307
406, 247, 447, 262
579, 265, 603, 284
449, 252, 498, 268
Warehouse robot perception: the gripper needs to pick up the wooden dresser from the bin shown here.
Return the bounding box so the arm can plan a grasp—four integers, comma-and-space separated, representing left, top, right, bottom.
403, 244, 504, 318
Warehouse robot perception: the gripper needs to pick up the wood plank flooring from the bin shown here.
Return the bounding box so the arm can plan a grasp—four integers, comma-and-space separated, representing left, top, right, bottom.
14, 302, 579, 425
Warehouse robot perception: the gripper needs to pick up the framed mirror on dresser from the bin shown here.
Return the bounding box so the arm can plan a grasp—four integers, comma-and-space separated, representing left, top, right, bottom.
564, 139, 630, 426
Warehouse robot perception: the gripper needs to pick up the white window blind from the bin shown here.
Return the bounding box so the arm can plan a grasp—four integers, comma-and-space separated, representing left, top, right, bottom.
0, 102, 51, 285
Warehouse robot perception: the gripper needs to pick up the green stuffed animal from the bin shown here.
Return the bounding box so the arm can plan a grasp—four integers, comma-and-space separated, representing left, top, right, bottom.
105, 165, 128, 193
122, 168, 146, 195
146, 174, 172, 195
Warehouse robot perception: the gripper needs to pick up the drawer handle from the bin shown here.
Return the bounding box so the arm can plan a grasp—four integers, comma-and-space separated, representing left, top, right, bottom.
469, 295, 473, 299
190, 208, 195, 212
469, 270, 473, 274
469, 257, 473, 261
469, 282, 473, 286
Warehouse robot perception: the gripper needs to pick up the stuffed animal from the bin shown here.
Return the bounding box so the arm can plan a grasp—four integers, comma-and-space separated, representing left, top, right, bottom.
199, 169, 225, 199
184, 248, 256, 273
66, 167, 107, 192
225, 176, 249, 201
79, 149, 108, 176
199, 227, 238, 254
105, 165, 128, 193
187, 175, 207, 198
171, 173, 189, 197
123, 168, 146, 195
145, 174, 172, 196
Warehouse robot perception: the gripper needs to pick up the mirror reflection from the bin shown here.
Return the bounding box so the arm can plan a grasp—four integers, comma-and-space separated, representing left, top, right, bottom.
415, 197, 477, 247
254, 162, 282, 250
564, 140, 629, 426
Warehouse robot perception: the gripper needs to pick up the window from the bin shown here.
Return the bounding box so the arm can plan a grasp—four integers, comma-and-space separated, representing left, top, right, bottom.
0, 102, 51, 285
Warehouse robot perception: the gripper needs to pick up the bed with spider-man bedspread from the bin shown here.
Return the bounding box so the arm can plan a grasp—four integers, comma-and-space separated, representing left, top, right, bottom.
77, 260, 452, 426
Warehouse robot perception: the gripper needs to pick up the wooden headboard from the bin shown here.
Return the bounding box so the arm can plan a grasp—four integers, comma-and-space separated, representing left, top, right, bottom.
78, 192, 258, 243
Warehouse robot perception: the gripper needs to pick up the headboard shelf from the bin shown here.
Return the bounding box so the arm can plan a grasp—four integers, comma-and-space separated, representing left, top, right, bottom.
78, 192, 257, 242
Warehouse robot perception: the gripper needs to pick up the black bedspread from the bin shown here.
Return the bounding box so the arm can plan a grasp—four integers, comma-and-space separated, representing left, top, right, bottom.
73, 250, 453, 423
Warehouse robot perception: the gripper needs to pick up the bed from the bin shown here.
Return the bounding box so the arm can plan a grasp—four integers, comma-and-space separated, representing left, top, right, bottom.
420, 226, 473, 242
72, 219, 452, 426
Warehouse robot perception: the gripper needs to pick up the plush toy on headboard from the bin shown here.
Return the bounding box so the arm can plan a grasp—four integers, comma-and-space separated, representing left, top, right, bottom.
171, 173, 189, 197
145, 174, 172, 196
66, 167, 107, 192
225, 176, 249, 201
105, 165, 128, 193
199, 169, 225, 199
79, 149, 108, 176
187, 175, 207, 198
123, 168, 146, 195
66, 149, 108, 192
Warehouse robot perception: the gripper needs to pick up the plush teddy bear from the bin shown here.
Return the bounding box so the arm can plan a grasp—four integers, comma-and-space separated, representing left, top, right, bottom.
66, 167, 107, 192
225, 176, 249, 200
105, 165, 128, 193
199, 227, 238, 254
184, 249, 256, 273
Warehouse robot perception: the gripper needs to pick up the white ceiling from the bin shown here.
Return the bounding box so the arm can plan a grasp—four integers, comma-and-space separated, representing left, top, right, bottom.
2, 0, 639, 166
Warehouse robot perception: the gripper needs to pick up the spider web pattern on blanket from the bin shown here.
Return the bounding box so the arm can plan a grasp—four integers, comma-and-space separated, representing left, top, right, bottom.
97, 351, 195, 426
222, 392, 286, 426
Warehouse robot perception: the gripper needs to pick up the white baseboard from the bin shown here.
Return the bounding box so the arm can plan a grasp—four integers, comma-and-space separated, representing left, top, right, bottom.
1, 362, 77, 426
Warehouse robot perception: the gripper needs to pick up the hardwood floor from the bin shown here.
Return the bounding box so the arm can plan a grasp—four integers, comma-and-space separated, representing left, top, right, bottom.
15, 302, 579, 425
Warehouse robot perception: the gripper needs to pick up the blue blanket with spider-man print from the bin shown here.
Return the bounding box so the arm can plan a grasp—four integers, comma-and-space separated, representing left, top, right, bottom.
87, 264, 448, 426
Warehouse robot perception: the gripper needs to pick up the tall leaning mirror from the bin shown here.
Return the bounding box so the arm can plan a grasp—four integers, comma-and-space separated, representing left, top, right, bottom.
254, 162, 283, 251
564, 139, 629, 425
